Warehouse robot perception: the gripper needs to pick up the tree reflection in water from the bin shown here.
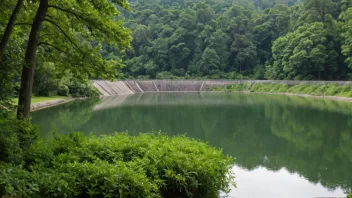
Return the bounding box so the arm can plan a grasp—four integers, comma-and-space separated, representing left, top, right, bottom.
32, 93, 352, 194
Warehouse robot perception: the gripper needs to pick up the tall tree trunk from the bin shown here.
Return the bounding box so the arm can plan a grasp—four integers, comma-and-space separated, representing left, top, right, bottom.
17, 0, 48, 119
0, 0, 24, 60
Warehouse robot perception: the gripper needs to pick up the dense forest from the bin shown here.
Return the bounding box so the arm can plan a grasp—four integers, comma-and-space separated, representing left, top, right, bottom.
108, 0, 352, 80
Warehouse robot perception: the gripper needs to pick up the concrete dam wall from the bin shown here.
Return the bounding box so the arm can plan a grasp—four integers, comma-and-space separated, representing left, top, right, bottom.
92, 80, 351, 96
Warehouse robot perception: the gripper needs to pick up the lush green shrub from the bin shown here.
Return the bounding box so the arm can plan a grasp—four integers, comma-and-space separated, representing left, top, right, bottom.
250, 83, 276, 92
252, 65, 265, 80
1, 133, 235, 198
214, 82, 352, 98
347, 73, 352, 80
338, 84, 352, 97
288, 83, 310, 94
209, 83, 250, 92
0, 100, 14, 118
0, 118, 38, 164
299, 84, 320, 94
32, 61, 99, 98
273, 83, 290, 92
226, 83, 250, 91
137, 75, 151, 79
0, 48, 22, 101
33, 62, 60, 97
57, 84, 69, 96
0, 164, 78, 198
67, 79, 99, 97
219, 72, 248, 80
253, 83, 289, 93
156, 72, 179, 79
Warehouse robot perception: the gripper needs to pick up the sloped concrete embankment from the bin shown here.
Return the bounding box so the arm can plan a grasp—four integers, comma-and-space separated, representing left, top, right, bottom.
92, 80, 352, 96
30, 99, 72, 111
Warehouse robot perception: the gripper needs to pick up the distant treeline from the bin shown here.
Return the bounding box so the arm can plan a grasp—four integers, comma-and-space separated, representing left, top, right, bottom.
106, 0, 352, 80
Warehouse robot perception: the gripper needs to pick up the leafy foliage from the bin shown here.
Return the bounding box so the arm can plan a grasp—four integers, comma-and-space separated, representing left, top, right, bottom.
0, 117, 38, 164
0, 132, 235, 198
268, 22, 342, 80
117, 0, 352, 80
33, 0, 132, 80
1, 0, 132, 118
211, 82, 352, 97
32, 62, 99, 98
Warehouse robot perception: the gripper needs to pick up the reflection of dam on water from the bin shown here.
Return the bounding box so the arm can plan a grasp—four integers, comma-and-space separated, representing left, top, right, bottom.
93, 92, 352, 116
92, 93, 259, 111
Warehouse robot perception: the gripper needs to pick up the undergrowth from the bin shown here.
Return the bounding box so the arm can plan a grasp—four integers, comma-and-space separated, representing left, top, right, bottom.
210, 82, 352, 98
0, 132, 235, 198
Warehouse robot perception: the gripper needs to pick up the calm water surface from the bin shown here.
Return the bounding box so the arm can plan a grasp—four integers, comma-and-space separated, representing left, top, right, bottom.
32, 93, 352, 198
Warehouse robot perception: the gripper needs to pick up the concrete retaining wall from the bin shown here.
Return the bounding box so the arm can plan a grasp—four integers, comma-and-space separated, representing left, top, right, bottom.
92, 80, 352, 96
93, 80, 136, 96
31, 99, 71, 111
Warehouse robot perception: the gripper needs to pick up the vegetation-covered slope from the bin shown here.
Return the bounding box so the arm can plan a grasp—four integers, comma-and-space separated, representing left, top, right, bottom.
117, 0, 352, 80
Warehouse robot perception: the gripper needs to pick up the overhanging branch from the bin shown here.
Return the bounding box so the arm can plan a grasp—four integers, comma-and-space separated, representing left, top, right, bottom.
43, 18, 101, 68
48, 5, 94, 29
38, 41, 70, 57
15, 22, 32, 26
44, 18, 84, 55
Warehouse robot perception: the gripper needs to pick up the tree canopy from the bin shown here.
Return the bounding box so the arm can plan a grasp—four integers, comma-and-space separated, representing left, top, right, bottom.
0, 0, 132, 118
115, 0, 352, 80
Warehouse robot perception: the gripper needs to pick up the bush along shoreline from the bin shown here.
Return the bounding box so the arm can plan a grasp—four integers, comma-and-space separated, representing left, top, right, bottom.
0, 132, 235, 198
210, 82, 352, 99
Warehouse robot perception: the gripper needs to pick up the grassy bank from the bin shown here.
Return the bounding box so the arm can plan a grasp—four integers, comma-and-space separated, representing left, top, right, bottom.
210, 82, 352, 98
11, 96, 70, 104
0, 132, 235, 198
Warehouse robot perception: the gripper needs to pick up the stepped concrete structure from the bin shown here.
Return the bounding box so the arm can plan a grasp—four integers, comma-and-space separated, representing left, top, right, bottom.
92, 80, 352, 96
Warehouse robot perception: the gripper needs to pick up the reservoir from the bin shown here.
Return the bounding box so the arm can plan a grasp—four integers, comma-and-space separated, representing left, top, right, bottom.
31, 92, 352, 198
